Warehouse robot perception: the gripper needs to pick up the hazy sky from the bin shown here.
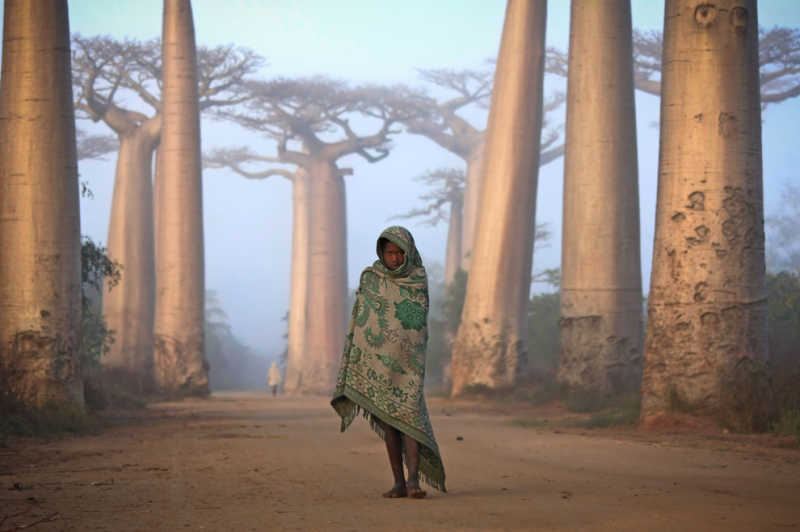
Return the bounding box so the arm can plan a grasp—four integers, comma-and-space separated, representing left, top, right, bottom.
2, 1, 797, 357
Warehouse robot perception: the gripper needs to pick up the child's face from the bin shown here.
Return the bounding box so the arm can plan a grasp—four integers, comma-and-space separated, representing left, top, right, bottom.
382, 241, 405, 271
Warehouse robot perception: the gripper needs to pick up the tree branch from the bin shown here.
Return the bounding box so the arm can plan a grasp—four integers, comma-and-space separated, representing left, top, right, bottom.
540, 144, 564, 167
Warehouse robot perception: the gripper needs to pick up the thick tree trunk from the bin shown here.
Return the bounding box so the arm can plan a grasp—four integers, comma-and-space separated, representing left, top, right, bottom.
451, 0, 548, 395
296, 159, 348, 394
153, 144, 164, 270
641, 0, 767, 426
284, 167, 311, 395
460, 137, 486, 271
154, 0, 209, 395
0, 0, 83, 406
557, 0, 643, 396
445, 196, 464, 286
102, 119, 160, 388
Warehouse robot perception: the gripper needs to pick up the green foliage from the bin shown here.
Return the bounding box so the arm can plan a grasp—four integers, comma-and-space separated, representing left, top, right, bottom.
80, 236, 122, 368
81, 236, 122, 293
719, 361, 772, 433
0, 400, 94, 436
766, 271, 800, 361
773, 409, 800, 443
764, 271, 800, 436
81, 303, 113, 368
527, 290, 560, 375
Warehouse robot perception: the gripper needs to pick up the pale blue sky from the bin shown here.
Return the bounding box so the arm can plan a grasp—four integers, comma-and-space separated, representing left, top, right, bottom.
2, 1, 797, 356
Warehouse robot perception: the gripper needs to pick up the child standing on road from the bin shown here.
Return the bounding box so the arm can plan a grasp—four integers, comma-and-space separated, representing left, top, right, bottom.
331, 226, 446, 498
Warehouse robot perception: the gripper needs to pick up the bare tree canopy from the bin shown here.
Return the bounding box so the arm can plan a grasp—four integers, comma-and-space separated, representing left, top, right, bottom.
204, 146, 296, 181
405, 69, 492, 158
76, 128, 118, 160
407, 67, 566, 165
547, 25, 800, 107
215, 76, 431, 166
391, 168, 465, 227
72, 34, 265, 128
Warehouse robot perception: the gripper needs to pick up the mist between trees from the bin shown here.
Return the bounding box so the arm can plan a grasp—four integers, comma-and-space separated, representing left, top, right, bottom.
1, 0, 800, 438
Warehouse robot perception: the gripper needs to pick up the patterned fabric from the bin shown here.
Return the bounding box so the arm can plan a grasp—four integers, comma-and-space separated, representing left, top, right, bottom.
331, 226, 446, 492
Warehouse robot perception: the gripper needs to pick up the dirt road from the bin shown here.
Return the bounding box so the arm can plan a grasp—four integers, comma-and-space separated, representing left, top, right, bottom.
1, 392, 799, 531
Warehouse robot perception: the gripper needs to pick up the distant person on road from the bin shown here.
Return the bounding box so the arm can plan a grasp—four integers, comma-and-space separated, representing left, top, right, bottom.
331, 226, 446, 499
268, 363, 282, 397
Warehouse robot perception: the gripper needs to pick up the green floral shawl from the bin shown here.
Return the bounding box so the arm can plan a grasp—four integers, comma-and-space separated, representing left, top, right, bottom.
331, 226, 446, 492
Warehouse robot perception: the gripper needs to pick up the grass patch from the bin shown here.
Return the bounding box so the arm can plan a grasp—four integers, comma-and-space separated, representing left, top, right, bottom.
0, 400, 95, 436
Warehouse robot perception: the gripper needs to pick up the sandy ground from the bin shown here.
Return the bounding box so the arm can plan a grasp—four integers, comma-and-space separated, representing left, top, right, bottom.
1, 392, 799, 532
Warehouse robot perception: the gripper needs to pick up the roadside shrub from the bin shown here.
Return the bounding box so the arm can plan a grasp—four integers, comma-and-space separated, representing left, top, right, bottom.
773, 409, 800, 442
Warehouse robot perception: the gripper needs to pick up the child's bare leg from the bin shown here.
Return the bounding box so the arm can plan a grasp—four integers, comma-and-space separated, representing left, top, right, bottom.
380, 421, 407, 498
403, 434, 426, 498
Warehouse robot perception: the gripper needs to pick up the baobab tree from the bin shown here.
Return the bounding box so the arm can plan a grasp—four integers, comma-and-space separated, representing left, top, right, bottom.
214, 78, 430, 394
391, 168, 466, 286
557, 0, 643, 397
548, 23, 800, 107
641, 0, 768, 427
72, 34, 262, 386
203, 146, 313, 396
406, 69, 565, 271
546, 21, 798, 396
0, 0, 83, 406
450, 0, 548, 395
154, 0, 209, 395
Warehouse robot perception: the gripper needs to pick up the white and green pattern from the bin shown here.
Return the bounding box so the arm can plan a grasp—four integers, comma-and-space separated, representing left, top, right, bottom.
331, 226, 446, 492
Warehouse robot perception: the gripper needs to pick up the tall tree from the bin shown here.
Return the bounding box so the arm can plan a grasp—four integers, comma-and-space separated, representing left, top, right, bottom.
155, 0, 208, 394
215, 78, 429, 394
72, 35, 261, 384
406, 70, 565, 271
391, 168, 466, 286
548, 23, 800, 107
0, 0, 83, 406
641, 0, 768, 426
450, 0, 548, 395
557, 0, 643, 396
203, 147, 312, 395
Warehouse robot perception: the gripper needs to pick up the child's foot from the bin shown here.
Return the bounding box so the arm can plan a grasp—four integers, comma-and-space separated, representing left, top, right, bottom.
407, 479, 427, 499
382, 481, 408, 498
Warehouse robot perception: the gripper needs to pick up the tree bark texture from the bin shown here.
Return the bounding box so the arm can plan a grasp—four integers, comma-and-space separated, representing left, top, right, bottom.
450, 0, 548, 395
153, 144, 164, 270
445, 196, 464, 287
0, 0, 83, 406
102, 118, 160, 384
460, 137, 486, 272
296, 160, 348, 394
641, 0, 767, 425
154, 0, 209, 394
284, 167, 311, 395
557, 0, 643, 395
